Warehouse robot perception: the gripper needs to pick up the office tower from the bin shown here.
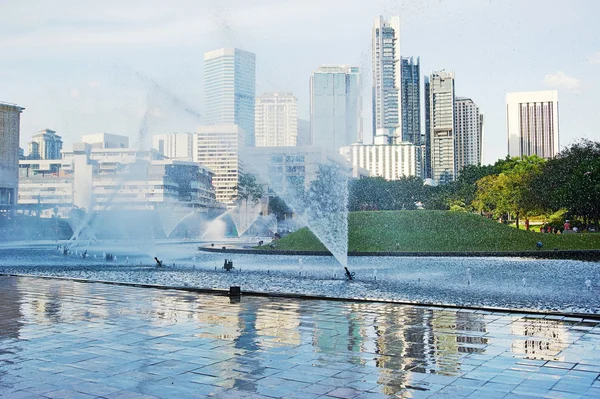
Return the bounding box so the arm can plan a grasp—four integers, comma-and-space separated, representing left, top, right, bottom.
152, 133, 194, 161
255, 93, 298, 147
425, 71, 456, 184
506, 90, 559, 159
401, 57, 421, 145
310, 65, 362, 153
204, 48, 256, 146
340, 142, 418, 180
372, 15, 401, 138
27, 129, 63, 160
455, 98, 484, 172
194, 125, 244, 207
0, 102, 24, 207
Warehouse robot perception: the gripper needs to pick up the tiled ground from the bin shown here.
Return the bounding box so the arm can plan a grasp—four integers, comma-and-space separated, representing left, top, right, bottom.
0, 276, 599, 398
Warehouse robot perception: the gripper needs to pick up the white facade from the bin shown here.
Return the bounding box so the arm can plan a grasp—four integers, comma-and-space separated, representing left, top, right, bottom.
339, 143, 418, 181
506, 90, 559, 159
194, 125, 244, 207
204, 48, 256, 147
310, 65, 362, 153
0, 102, 24, 207
255, 93, 298, 147
425, 71, 456, 184
152, 133, 194, 161
81, 133, 129, 149
455, 98, 484, 172
372, 15, 401, 137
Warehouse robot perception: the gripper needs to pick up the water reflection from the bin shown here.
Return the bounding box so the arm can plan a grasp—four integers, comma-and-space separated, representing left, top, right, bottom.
0, 276, 595, 397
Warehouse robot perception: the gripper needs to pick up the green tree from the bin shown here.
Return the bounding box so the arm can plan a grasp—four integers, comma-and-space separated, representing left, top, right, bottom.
531, 140, 600, 227
268, 196, 292, 220
233, 173, 264, 205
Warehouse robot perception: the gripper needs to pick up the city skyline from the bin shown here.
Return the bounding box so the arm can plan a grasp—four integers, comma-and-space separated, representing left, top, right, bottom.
1, 0, 598, 165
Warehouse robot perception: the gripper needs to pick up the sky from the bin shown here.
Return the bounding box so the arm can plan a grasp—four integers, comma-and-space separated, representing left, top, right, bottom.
1, 0, 599, 165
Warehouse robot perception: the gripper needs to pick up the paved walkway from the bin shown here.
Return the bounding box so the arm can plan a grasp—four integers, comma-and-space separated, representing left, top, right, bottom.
0, 276, 599, 398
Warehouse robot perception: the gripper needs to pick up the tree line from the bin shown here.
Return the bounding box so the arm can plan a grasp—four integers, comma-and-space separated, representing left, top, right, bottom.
349, 140, 600, 228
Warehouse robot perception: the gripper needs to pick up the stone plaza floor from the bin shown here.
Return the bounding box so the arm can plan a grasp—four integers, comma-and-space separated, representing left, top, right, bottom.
0, 276, 599, 398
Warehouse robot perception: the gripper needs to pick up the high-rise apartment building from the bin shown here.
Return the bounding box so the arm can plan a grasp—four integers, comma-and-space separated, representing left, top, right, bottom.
425, 71, 456, 184
255, 93, 298, 147
400, 57, 421, 145
204, 48, 256, 147
152, 133, 194, 161
0, 102, 24, 208
310, 65, 362, 154
27, 129, 63, 160
506, 90, 559, 159
455, 98, 484, 172
372, 15, 401, 138
194, 125, 244, 207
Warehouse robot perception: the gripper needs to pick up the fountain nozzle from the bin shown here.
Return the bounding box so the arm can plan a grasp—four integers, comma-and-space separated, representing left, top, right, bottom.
344, 267, 355, 281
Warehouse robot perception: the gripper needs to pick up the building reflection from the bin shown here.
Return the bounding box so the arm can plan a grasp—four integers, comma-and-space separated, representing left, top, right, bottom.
510, 318, 569, 361
0, 277, 24, 340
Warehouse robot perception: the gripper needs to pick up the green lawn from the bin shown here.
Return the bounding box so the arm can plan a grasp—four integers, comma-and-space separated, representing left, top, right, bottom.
268, 211, 600, 252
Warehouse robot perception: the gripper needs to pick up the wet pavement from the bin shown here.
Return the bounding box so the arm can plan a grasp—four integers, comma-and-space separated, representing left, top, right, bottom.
1, 276, 600, 398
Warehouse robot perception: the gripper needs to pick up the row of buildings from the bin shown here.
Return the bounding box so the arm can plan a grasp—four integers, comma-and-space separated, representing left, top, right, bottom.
0, 15, 560, 219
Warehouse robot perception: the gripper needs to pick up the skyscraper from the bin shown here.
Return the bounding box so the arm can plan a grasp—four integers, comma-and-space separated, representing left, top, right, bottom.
255, 93, 298, 147
0, 102, 24, 208
506, 90, 559, 159
27, 129, 63, 160
400, 57, 421, 145
455, 98, 484, 172
310, 65, 362, 153
372, 15, 401, 138
194, 125, 244, 207
425, 71, 456, 184
204, 48, 256, 147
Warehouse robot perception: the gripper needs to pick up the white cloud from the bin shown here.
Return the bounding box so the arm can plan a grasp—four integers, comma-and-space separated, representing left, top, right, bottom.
588, 52, 600, 64
70, 89, 80, 98
544, 71, 581, 92
88, 81, 101, 88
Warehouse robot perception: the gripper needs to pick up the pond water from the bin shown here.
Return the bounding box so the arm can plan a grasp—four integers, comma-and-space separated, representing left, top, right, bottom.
0, 241, 598, 314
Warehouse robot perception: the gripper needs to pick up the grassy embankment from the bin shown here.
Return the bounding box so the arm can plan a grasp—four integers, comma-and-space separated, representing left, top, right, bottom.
269, 211, 600, 252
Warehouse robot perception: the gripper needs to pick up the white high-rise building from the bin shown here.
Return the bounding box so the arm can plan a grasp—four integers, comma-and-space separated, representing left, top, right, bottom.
27, 129, 63, 160
372, 15, 401, 139
425, 71, 456, 184
204, 48, 256, 147
310, 65, 362, 154
506, 90, 559, 159
0, 102, 24, 208
194, 125, 244, 207
152, 133, 194, 161
340, 143, 418, 181
255, 93, 297, 147
455, 98, 484, 172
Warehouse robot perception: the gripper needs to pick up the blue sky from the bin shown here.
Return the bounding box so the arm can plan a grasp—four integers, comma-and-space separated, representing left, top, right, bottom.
1, 0, 598, 164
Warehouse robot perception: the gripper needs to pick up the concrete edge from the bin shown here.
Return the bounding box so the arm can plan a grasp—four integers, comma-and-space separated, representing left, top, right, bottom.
2, 273, 599, 321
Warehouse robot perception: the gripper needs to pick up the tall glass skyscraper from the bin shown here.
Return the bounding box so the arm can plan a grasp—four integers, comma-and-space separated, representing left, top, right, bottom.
372, 15, 401, 138
204, 48, 256, 147
310, 65, 362, 154
425, 71, 456, 184
400, 57, 420, 145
